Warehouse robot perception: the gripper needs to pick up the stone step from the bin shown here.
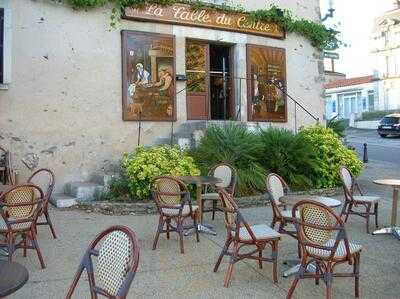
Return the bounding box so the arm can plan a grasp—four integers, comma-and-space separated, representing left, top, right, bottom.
50, 194, 78, 208
64, 182, 104, 201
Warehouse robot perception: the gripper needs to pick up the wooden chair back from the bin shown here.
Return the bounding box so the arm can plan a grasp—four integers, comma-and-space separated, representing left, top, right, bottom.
266, 173, 289, 218
28, 168, 55, 211
65, 226, 140, 299
208, 163, 237, 195
217, 188, 258, 243
293, 200, 351, 261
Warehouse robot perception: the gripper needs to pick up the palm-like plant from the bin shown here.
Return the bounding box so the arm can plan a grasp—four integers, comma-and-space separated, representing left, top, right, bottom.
258, 127, 317, 189
192, 123, 266, 195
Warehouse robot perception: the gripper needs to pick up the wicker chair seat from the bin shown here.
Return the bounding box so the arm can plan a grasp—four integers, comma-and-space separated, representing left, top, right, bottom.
161, 205, 198, 216
0, 218, 31, 231
306, 239, 362, 259
280, 210, 300, 219
352, 195, 380, 203
233, 224, 281, 242
201, 193, 219, 200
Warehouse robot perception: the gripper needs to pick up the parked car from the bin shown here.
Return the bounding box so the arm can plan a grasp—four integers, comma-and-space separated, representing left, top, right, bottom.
377, 113, 400, 137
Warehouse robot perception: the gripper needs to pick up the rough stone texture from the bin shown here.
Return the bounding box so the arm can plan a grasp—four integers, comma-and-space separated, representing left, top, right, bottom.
73, 187, 341, 216
64, 182, 104, 201
50, 194, 77, 208
0, 0, 324, 192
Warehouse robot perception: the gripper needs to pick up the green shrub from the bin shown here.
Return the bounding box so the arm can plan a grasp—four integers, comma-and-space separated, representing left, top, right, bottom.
123, 145, 200, 200
299, 125, 363, 188
361, 109, 399, 121
192, 123, 266, 196
258, 127, 317, 189
327, 117, 347, 138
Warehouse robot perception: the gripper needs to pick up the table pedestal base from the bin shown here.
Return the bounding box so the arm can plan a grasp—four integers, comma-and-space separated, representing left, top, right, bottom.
373, 227, 400, 240
185, 223, 217, 236
282, 260, 316, 278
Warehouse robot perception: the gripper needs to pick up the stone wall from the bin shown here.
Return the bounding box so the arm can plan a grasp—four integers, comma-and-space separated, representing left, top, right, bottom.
0, 0, 324, 192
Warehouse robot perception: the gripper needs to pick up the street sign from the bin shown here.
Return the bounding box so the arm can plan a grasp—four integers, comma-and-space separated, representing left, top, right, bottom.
324, 51, 339, 59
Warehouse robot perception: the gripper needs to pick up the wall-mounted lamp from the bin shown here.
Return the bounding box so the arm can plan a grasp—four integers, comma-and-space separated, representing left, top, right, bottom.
321, 0, 335, 22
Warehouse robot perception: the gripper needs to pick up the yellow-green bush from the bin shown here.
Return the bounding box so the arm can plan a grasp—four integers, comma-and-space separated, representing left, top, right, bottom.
299, 125, 363, 188
122, 145, 200, 200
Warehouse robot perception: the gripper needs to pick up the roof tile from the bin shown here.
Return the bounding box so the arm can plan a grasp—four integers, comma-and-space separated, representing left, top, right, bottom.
324, 75, 374, 89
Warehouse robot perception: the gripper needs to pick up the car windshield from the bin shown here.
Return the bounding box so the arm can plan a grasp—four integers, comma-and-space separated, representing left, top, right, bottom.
381, 117, 400, 125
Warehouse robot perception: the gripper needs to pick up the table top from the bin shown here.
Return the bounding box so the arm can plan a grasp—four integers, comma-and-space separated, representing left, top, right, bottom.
0, 260, 29, 297
179, 176, 222, 186
279, 195, 342, 208
373, 179, 400, 187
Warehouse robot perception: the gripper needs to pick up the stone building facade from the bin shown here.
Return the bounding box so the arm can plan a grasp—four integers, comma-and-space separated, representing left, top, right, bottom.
0, 0, 325, 192
371, 5, 400, 111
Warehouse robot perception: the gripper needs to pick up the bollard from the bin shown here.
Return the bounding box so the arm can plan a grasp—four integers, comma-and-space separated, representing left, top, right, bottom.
363, 143, 368, 163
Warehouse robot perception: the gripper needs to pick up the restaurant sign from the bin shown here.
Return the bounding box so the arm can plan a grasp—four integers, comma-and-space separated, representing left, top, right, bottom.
123, 4, 285, 39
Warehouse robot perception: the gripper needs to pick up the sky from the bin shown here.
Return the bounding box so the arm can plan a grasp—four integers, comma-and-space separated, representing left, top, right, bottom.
321, 0, 395, 77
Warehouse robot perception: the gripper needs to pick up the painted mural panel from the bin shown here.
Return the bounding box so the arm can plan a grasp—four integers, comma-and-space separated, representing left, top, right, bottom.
247, 45, 287, 122
122, 31, 175, 121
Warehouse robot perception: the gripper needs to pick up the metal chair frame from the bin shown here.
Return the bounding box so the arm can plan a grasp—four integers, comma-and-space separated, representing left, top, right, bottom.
28, 168, 57, 239
339, 166, 379, 233
0, 183, 46, 269
213, 188, 280, 287
151, 176, 199, 254
65, 225, 140, 299
287, 200, 361, 299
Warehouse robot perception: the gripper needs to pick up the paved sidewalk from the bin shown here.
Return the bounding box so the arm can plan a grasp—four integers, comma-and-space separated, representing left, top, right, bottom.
6, 161, 400, 298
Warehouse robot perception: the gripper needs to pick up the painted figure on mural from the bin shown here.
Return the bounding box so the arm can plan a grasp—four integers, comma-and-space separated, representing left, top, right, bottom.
152, 67, 173, 97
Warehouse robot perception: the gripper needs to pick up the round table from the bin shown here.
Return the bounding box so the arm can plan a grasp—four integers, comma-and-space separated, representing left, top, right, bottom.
373, 179, 400, 239
0, 261, 29, 297
279, 195, 342, 208
179, 176, 222, 235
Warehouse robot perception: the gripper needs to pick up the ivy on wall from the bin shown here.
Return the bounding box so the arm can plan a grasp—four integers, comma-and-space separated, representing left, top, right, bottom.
53, 0, 340, 50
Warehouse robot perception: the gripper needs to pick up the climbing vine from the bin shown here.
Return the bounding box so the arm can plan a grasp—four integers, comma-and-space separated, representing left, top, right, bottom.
52, 0, 340, 50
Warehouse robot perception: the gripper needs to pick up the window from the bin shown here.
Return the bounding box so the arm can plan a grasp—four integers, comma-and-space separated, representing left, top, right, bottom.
121, 31, 175, 121
368, 90, 375, 111
0, 8, 4, 84
247, 45, 287, 122
332, 101, 336, 113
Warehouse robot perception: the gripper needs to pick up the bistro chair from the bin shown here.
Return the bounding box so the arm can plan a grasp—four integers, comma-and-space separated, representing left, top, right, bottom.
27, 168, 57, 239
0, 146, 6, 184
201, 163, 237, 220
339, 166, 380, 233
0, 184, 46, 268
0, 148, 15, 185
287, 200, 362, 299
266, 173, 298, 238
213, 188, 280, 287
66, 225, 140, 299
151, 176, 199, 254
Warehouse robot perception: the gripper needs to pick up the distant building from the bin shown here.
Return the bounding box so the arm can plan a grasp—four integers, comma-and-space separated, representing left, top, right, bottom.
324, 70, 346, 83
370, 5, 400, 110
324, 75, 378, 120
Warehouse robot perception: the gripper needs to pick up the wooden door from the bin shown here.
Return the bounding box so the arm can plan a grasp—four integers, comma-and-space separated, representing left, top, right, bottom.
186, 42, 209, 120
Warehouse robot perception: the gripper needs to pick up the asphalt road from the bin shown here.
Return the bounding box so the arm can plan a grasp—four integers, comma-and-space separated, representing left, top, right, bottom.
345, 128, 400, 165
